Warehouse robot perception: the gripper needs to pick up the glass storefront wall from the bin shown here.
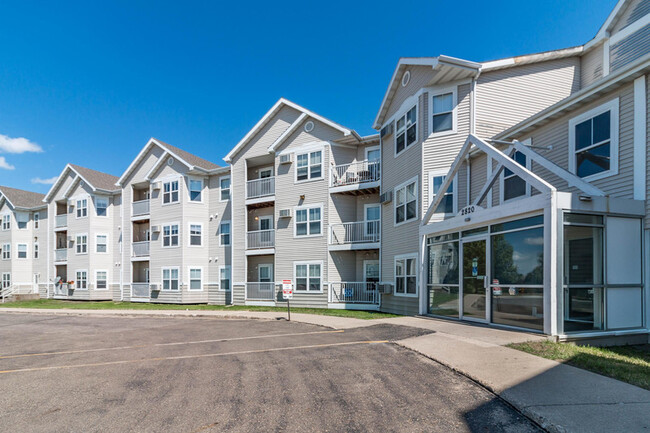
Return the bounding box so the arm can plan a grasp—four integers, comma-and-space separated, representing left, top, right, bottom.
427, 234, 459, 317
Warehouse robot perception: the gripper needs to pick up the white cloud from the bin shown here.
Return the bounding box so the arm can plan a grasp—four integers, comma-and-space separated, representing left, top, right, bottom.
31, 176, 58, 185
524, 236, 544, 246
0, 157, 15, 170
0, 134, 43, 154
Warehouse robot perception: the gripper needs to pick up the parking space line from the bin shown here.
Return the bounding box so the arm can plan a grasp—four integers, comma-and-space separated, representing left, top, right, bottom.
0, 340, 389, 375
0, 329, 345, 360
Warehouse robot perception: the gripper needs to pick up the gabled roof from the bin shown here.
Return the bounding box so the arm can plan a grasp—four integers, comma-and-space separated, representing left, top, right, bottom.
0, 185, 46, 210
117, 138, 222, 186
45, 164, 120, 202
224, 98, 359, 163
588, 0, 629, 48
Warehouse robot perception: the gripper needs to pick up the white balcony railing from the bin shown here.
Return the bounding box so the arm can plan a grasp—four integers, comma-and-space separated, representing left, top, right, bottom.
53, 283, 69, 296
55, 248, 68, 262
246, 177, 275, 199
247, 229, 275, 249
246, 282, 276, 301
55, 214, 68, 228
330, 160, 380, 188
329, 221, 380, 245
132, 283, 150, 298
132, 241, 150, 257
329, 282, 379, 304
132, 199, 150, 216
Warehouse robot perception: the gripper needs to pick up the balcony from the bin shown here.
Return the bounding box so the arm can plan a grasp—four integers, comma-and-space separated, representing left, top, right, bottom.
329, 282, 379, 306
132, 199, 150, 217
132, 241, 150, 259
246, 282, 276, 302
54, 248, 68, 263
330, 160, 380, 194
55, 214, 68, 229
246, 229, 275, 255
329, 221, 380, 251
246, 177, 275, 205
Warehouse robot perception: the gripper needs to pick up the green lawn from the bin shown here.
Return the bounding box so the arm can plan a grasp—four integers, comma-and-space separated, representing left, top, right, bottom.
1, 299, 398, 320
509, 340, 650, 390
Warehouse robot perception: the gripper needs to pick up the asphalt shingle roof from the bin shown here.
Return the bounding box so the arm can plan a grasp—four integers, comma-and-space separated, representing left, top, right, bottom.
69, 164, 119, 191
0, 185, 46, 209
154, 138, 220, 170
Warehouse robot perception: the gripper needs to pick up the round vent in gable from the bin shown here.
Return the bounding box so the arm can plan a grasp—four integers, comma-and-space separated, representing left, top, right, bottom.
401, 70, 411, 87
304, 121, 315, 133
167, 157, 174, 166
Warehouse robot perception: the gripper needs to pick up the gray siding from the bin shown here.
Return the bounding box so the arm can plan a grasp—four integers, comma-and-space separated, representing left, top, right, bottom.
610, 24, 650, 72
611, 0, 650, 34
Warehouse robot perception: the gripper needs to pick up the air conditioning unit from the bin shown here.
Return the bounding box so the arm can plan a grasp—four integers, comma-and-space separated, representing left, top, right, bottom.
380, 191, 392, 204
279, 154, 292, 164
380, 122, 394, 138
151, 225, 161, 233
379, 283, 393, 294
67, 235, 74, 242
150, 284, 159, 291
279, 209, 292, 218
151, 181, 161, 190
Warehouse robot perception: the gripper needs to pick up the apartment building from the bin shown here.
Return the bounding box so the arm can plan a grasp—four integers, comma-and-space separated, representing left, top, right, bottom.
224, 99, 381, 309
0, 186, 47, 297
116, 138, 231, 304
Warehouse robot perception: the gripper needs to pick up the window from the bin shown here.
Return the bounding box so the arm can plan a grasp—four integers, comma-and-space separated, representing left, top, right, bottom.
295, 205, 321, 237
96, 271, 108, 290
17, 244, 27, 259
569, 99, 618, 180
295, 262, 322, 292
1, 214, 10, 230
76, 234, 88, 254
430, 91, 455, 134
395, 178, 418, 225
296, 150, 322, 181
429, 171, 454, 214
162, 224, 179, 247
395, 106, 417, 155
34, 242, 39, 259
34, 213, 39, 229
189, 179, 202, 202
17, 218, 27, 230
76, 271, 88, 290
96, 197, 108, 217
162, 267, 179, 291
96, 234, 108, 253
220, 266, 231, 291
365, 205, 380, 238
220, 176, 231, 201
502, 151, 528, 201
2, 273, 10, 289
395, 254, 417, 296
1, 244, 9, 260
189, 268, 202, 290
189, 224, 202, 246
219, 221, 231, 246
76, 199, 88, 218
163, 180, 179, 204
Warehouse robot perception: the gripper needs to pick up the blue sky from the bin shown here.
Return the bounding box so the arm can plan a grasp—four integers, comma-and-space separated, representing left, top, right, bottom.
0, 0, 616, 192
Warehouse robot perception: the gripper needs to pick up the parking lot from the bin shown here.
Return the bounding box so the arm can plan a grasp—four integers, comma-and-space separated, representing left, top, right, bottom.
0, 313, 540, 432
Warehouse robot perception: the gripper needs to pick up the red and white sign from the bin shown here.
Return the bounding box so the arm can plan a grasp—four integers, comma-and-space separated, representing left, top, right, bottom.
282, 280, 293, 300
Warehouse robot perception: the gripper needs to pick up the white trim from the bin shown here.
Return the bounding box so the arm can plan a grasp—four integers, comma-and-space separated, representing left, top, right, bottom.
293, 261, 323, 293
499, 139, 532, 204
144, 150, 170, 181
428, 86, 458, 137
293, 204, 323, 238
257, 166, 274, 179
568, 98, 619, 182
428, 169, 457, 216
95, 233, 109, 254
363, 260, 380, 283
268, 112, 308, 153
188, 266, 203, 291
219, 220, 231, 246
364, 145, 380, 162
188, 222, 203, 247
258, 264, 273, 283
219, 265, 231, 291
95, 270, 109, 290
75, 269, 88, 290
219, 175, 231, 202
16, 243, 28, 260
394, 103, 418, 158
610, 11, 650, 45
294, 148, 324, 183
590, 0, 627, 47
394, 253, 418, 297
75, 233, 88, 255
1, 243, 9, 260
258, 215, 273, 231
161, 179, 181, 206
187, 176, 204, 204
1, 272, 10, 289
161, 266, 180, 291
94, 195, 109, 218
1, 213, 10, 231
161, 222, 180, 248
75, 197, 88, 219
633, 76, 646, 200
394, 176, 419, 227
603, 38, 610, 77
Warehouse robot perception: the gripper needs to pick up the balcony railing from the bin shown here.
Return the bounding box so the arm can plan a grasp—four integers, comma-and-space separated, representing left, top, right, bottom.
246, 282, 276, 301
132, 199, 150, 216
246, 177, 275, 199
55, 248, 68, 262
132, 241, 150, 257
55, 214, 68, 228
330, 221, 380, 245
329, 282, 379, 304
330, 160, 380, 188
247, 229, 275, 249
54, 282, 69, 296
132, 283, 150, 298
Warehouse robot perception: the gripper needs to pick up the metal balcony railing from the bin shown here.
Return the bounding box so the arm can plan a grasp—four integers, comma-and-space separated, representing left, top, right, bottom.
247, 230, 275, 249
132, 199, 150, 216
330, 160, 380, 188
246, 177, 275, 199
246, 282, 276, 301
132, 241, 150, 257
55, 248, 68, 262
55, 214, 68, 228
329, 282, 379, 304
329, 221, 380, 245
132, 283, 150, 298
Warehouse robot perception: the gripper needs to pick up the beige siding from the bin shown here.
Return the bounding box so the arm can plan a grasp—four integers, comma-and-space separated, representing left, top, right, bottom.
611, 0, 650, 34
384, 66, 435, 122
581, 45, 604, 88
610, 24, 650, 72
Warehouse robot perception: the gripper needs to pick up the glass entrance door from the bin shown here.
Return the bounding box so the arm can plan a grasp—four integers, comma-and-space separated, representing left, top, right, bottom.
461, 238, 488, 321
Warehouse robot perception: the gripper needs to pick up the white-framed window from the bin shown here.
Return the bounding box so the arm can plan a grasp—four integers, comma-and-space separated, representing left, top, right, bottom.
76, 270, 88, 290
96, 270, 108, 290
258, 264, 273, 283
395, 105, 417, 156
163, 180, 180, 204
95, 197, 109, 217
294, 261, 322, 292
189, 178, 203, 202
1, 214, 10, 231
428, 170, 456, 214
501, 148, 530, 202
76, 198, 88, 218
33, 242, 39, 259
219, 266, 231, 291
295, 150, 322, 182
568, 98, 619, 181
364, 204, 380, 238
395, 254, 417, 296
162, 224, 179, 248
16, 243, 27, 259
34, 212, 39, 229
294, 205, 322, 237
162, 267, 179, 291
76, 234, 88, 254
1, 273, 10, 288
189, 223, 202, 246
1, 243, 9, 260
429, 88, 457, 135
219, 221, 231, 246
16, 214, 27, 230
189, 267, 202, 291
96, 234, 108, 253
220, 176, 231, 201
394, 177, 418, 225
